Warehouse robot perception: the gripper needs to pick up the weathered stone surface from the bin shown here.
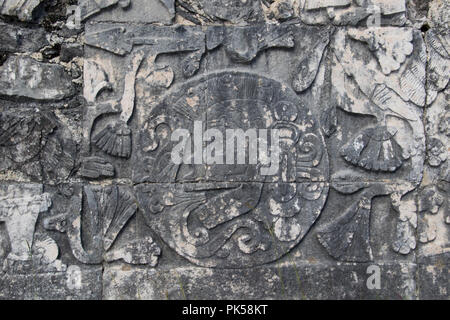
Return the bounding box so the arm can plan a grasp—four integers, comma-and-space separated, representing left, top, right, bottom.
0, 110, 76, 181
0, 56, 74, 100
176, 0, 264, 24
60, 43, 84, 63
83, 0, 175, 23
0, 0, 448, 300
0, 0, 43, 21
103, 262, 419, 299
299, 0, 408, 26
0, 22, 48, 53
0, 265, 103, 299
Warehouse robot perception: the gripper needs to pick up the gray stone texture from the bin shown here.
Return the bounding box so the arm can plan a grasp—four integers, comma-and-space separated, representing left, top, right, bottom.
0, 0, 448, 299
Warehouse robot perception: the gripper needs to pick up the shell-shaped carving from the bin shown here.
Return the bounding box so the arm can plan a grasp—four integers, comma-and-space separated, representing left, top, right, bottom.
317, 196, 373, 262
92, 186, 138, 251
340, 126, 405, 172
32, 234, 59, 265
92, 123, 132, 158
78, 185, 138, 263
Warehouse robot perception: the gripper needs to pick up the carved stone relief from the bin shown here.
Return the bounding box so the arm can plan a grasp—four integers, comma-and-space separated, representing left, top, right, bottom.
0, 0, 448, 300
134, 71, 329, 267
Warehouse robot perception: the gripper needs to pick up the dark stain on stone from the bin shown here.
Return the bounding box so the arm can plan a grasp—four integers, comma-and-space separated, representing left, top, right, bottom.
0, 52, 8, 66
42, 44, 61, 60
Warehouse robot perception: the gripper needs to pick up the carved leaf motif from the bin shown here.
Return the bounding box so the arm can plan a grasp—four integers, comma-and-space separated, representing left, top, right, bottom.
400, 40, 427, 107
94, 186, 138, 251
317, 196, 373, 262
348, 27, 414, 75
62, 186, 139, 264
0, 113, 38, 147
293, 28, 332, 93
392, 199, 417, 255
0, 113, 56, 178
41, 127, 76, 181
320, 105, 337, 137
426, 30, 450, 104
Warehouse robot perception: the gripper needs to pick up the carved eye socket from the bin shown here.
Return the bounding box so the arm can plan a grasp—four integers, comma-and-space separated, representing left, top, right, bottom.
60, 220, 67, 227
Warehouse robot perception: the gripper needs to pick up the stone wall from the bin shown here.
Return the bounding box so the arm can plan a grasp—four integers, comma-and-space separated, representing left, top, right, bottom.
0, 0, 448, 299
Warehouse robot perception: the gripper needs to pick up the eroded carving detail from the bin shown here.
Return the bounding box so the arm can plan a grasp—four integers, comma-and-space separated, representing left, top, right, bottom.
83, 25, 206, 162
293, 27, 333, 93
79, 0, 132, 21
317, 27, 426, 261
300, 0, 407, 26
0, 112, 75, 181
0, 184, 51, 262
176, 0, 264, 24
0, 0, 44, 21
206, 25, 294, 63
43, 185, 161, 266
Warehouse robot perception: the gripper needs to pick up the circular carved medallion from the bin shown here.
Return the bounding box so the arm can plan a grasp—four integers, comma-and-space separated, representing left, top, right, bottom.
136, 71, 329, 268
